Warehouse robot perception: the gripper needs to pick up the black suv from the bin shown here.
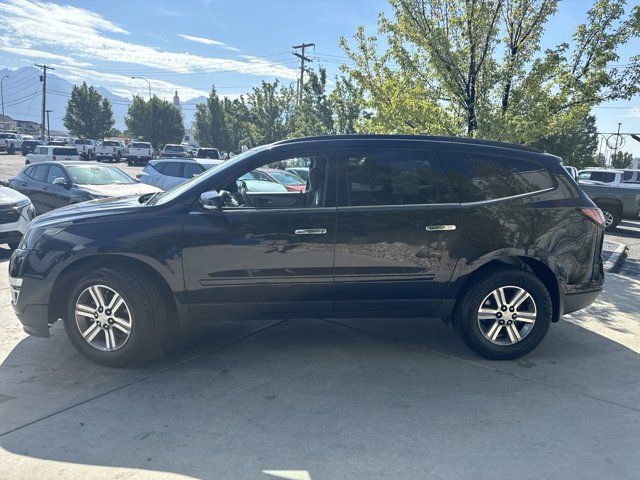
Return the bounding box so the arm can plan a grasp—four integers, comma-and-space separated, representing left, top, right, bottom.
9, 135, 605, 366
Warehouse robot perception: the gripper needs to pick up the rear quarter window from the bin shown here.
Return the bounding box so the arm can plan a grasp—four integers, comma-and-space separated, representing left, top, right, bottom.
439, 151, 555, 203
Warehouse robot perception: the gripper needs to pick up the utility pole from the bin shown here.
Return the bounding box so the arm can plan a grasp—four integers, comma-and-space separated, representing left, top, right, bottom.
45, 110, 52, 141
292, 43, 314, 104
35, 64, 54, 140
612, 122, 622, 161
1, 75, 8, 131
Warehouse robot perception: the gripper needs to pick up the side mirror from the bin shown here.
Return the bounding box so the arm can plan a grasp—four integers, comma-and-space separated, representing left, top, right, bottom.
53, 177, 69, 188
200, 190, 223, 212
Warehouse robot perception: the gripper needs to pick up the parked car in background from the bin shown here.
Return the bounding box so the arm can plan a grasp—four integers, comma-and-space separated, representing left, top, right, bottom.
161, 144, 188, 158
73, 139, 98, 160
578, 182, 640, 231
0, 186, 35, 249
126, 142, 154, 165
138, 158, 224, 191
0, 132, 24, 154
578, 168, 640, 187
286, 166, 309, 182
48, 139, 69, 146
196, 148, 221, 159
259, 168, 306, 192
9, 162, 160, 215
25, 145, 79, 164
20, 139, 43, 156
95, 140, 127, 162
8, 135, 605, 366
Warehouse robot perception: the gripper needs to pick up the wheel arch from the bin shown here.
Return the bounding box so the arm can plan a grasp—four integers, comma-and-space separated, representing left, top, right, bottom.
48, 254, 180, 328
453, 256, 561, 323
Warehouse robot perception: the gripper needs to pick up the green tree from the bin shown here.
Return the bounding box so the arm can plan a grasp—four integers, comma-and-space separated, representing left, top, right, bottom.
125, 95, 184, 147
193, 85, 229, 150
529, 114, 599, 169
610, 151, 634, 169
291, 67, 334, 136
63, 82, 114, 139
340, 0, 640, 142
245, 80, 296, 145
223, 97, 251, 152
330, 74, 365, 134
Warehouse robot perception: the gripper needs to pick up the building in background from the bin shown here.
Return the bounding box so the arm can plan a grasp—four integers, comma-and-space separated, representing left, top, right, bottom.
0, 114, 17, 131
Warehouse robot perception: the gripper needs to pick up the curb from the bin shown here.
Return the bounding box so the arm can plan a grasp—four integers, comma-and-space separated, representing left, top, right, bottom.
604, 242, 628, 273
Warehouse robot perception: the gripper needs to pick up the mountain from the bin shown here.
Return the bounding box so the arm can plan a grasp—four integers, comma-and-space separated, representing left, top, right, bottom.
0, 66, 204, 134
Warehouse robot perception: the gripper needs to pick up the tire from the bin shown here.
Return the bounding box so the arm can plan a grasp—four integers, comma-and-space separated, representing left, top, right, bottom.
63, 266, 167, 367
597, 204, 621, 232
452, 268, 552, 360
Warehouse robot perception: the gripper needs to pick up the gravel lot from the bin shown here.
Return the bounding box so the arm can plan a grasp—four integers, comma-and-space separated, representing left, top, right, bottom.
0, 151, 639, 479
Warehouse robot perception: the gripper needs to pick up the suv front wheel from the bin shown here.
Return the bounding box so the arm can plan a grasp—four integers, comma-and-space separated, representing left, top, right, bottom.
63, 266, 167, 367
453, 268, 552, 360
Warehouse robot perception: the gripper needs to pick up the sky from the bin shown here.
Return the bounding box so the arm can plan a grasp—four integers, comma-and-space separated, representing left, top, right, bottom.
0, 0, 638, 156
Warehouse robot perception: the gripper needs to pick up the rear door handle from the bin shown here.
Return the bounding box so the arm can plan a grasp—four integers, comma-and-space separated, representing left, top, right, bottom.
425, 225, 456, 231
295, 228, 327, 235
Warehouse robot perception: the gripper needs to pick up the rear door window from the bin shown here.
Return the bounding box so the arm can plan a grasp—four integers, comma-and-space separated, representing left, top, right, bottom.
183, 163, 204, 178
588, 171, 616, 183
32, 165, 49, 182
439, 151, 555, 202
343, 150, 441, 206
163, 162, 183, 177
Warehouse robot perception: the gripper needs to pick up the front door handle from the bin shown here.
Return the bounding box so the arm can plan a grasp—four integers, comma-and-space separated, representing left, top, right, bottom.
425, 225, 456, 231
294, 228, 327, 235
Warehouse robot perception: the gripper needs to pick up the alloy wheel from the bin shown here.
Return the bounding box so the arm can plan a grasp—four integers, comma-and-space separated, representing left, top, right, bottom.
477, 285, 537, 345
74, 285, 132, 351
602, 210, 614, 228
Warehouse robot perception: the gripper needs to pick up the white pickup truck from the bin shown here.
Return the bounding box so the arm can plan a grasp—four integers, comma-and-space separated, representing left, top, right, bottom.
0, 132, 24, 154
73, 139, 98, 160
578, 168, 640, 187
126, 141, 154, 165
95, 140, 127, 162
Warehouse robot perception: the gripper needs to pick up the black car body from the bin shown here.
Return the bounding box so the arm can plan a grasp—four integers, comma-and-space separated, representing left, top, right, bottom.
8, 161, 160, 215
9, 135, 605, 366
196, 148, 221, 159
21, 140, 43, 156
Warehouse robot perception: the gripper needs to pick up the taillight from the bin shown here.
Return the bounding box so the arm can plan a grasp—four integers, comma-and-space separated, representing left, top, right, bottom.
579, 207, 605, 228
52, 155, 56, 161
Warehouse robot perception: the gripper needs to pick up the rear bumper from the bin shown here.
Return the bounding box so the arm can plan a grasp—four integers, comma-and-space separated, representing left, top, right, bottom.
561, 288, 602, 316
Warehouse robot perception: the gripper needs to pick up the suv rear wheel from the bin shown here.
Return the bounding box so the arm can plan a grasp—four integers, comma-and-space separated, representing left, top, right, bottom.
452, 268, 552, 360
63, 266, 166, 367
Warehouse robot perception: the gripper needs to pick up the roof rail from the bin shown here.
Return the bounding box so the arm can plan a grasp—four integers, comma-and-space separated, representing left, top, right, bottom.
274, 134, 543, 154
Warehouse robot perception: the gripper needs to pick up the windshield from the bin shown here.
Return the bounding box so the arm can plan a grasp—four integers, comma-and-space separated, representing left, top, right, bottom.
164, 145, 184, 152
102, 141, 119, 146
75, 139, 92, 145
197, 149, 220, 159
267, 170, 304, 185
67, 165, 135, 185
149, 146, 269, 205
132, 142, 151, 148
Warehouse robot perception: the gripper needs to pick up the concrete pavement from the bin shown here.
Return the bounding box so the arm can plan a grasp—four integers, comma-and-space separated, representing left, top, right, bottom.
0, 251, 639, 479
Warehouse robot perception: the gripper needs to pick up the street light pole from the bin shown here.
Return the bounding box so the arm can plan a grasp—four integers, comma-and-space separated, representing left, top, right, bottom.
1, 75, 8, 131
131, 76, 151, 99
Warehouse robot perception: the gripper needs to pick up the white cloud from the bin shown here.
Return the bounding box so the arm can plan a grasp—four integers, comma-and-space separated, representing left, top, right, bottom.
54, 66, 210, 101
178, 34, 226, 47
178, 34, 240, 52
0, 0, 297, 79
0, 46, 91, 67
